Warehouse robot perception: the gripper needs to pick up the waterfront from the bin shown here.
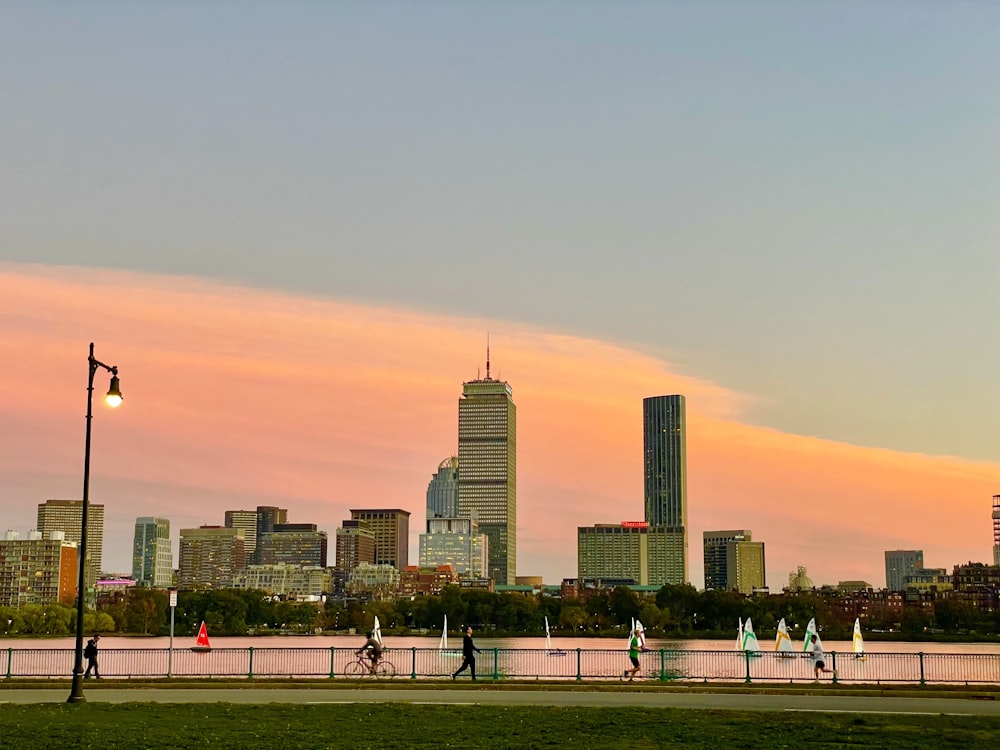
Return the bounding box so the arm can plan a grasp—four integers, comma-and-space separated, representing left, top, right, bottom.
2, 635, 996, 684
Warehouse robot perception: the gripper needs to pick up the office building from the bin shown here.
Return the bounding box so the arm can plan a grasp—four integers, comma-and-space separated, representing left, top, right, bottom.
347, 562, 401, 594
335, 519, 376, 574
885, 550, 924, 592
224, 510, 259, 560
577, 522, 684, 586
457, 357, 517, 584
36, 499, 104, 591
349, 509, 409, 569
177, 526, 245, 589
703, 529, 765, 594
0, 530, 78, 607
254, 506, 288, 564
257, 523, 328, 567
233, 564, 331, 599
132, 517, 173, 588
427, 456, 459, 519
418, 516, 488, 577
993, 495, 1000, 566
642, 395, 688, 584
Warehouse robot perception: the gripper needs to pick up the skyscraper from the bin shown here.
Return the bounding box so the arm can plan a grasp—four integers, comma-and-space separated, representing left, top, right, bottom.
349, 509, 410, 569
703, 529, 765, 594
36, 499, 104, 591
642, 395, 687, 584
993, 495, 1000, 566
427, 456, 459, 519
132, 517, 173, 588
457, 357, 516, 585
885, 549, 924, 592
224, 510, 258, 560
177, 526, 245, 590
254, 506, 287, 564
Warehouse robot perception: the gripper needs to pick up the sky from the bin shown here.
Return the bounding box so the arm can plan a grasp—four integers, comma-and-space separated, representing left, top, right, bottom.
1, 3, 998, 590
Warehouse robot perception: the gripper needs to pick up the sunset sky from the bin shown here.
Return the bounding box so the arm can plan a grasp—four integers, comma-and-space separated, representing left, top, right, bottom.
2, 4, 998, 590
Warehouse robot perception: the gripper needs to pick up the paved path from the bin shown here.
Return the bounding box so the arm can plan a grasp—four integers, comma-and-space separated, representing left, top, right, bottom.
3, 687, 999, 716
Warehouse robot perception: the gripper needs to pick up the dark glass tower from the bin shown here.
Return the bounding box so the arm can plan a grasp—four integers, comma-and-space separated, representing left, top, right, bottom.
643, 394, 687, 583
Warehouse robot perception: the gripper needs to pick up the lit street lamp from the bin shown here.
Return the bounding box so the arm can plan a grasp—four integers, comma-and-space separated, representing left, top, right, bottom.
68, 343, 122, 704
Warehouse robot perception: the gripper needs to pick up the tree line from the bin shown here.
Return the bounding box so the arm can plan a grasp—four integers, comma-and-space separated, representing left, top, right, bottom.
2, 584, 997, 639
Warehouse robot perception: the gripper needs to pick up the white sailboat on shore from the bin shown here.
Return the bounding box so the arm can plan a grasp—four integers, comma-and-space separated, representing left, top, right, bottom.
853, 618, 866, 660
545, 616, 566, 656
774, 618, 796, 657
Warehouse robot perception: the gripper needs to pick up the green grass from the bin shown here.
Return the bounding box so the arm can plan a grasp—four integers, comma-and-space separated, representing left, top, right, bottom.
1, 703, 997, 749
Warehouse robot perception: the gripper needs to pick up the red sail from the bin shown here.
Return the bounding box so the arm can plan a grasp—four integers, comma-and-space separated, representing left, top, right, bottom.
194, 621, 211, 650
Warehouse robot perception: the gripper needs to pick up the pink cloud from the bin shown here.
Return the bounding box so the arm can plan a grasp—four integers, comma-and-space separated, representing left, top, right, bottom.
1, 263, 996, 589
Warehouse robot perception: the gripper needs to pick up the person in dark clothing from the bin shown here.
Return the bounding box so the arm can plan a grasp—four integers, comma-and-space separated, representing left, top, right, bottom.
452, 626, 481, 680
83, 634, 101, 679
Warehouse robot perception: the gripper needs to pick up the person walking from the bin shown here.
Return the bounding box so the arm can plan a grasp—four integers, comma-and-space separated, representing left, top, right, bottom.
623, 627, 642, 681
452, 626, 481, 680
83, 634, 101, 679
811, 636, 836, 681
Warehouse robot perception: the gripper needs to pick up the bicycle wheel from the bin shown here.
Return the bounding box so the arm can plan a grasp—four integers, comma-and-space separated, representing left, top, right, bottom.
345, 660, 367, 678
374, 660, 396, 679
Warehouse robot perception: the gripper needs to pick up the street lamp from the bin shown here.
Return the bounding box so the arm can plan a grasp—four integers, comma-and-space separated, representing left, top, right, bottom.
68, 342, 122, 704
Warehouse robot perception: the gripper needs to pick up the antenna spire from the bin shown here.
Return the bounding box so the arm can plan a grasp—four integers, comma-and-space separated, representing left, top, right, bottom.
486, 334, 491, 380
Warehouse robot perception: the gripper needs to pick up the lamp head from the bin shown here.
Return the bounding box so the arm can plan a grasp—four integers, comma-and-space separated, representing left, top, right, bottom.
105, 374, 123, 408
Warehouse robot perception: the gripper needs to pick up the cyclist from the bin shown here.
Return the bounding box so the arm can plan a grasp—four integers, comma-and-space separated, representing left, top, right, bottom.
356, 631, 383, 674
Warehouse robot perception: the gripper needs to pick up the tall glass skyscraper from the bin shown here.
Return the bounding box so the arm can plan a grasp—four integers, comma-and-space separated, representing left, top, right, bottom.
132, 517, 173, 587
643, 394, 688, 584
457, 364, 516, 585
426, 456, 459, 519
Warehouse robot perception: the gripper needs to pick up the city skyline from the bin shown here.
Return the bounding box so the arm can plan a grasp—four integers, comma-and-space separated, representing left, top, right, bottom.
2, 4, 999, 590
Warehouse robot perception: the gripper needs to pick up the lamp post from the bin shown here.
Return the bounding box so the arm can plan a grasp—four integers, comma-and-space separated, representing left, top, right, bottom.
68, 342, 122, 704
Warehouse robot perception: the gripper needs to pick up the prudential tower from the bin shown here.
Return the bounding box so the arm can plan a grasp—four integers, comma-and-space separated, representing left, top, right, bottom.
457, 349, 516, 585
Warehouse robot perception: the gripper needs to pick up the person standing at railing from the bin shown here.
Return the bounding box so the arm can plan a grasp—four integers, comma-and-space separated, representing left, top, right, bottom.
83, 634, 101, 679
452, 626, 481, 680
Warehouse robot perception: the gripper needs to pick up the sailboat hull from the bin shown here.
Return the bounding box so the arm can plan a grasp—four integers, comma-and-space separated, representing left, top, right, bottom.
190, 646, 211, 653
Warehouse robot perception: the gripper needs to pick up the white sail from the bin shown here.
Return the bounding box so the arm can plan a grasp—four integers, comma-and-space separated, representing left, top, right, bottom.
438, 615, 448, 651
545, 616, 552, 651
735, 618, 744, 651
634, 619, 646, 649
853, 617, 866, 659
742, 617, 762, 652
372, 615, 383, 645
775, 618, 794, 653
804, 618, 821, 652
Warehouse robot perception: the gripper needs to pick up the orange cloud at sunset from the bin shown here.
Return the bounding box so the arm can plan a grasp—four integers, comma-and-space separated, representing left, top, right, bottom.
1, 263, 997, 588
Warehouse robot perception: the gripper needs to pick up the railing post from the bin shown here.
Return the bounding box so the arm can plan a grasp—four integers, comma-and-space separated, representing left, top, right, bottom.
575, 647, 582, 682
247, 646, 254, 679
659, 649, 666, 682
919, 652, 925, 686
744, 650, 751, 684
5, 647, 11, 679
831, 652, 838, 684
492, 647, 499, 681
411, 646, 417, 680
329, 647, 336, 679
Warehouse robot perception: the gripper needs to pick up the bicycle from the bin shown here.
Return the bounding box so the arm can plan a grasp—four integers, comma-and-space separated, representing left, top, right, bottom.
344, 653, 397, 679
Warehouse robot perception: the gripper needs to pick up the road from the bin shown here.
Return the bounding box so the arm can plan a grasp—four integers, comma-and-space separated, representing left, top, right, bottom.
2, 686, 999, 716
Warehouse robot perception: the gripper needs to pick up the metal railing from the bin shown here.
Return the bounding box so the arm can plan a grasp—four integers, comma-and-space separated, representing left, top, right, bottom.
3, 646, 998, 685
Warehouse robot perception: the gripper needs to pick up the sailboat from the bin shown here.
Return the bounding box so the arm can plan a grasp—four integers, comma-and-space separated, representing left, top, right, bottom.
735, 618, 744, 651
545, 616, 566, 656
775, 618, 796, 658
438, 615, 460, 657
853, 618, 866, 660
373, 615, 383, 646
803, 618, 822, 658
191, 621, 212, 653
628, 618, 647, 650
741, 617, 763, 656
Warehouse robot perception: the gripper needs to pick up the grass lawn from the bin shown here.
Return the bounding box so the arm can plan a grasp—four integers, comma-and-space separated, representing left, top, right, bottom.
1, 703, 997, 749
